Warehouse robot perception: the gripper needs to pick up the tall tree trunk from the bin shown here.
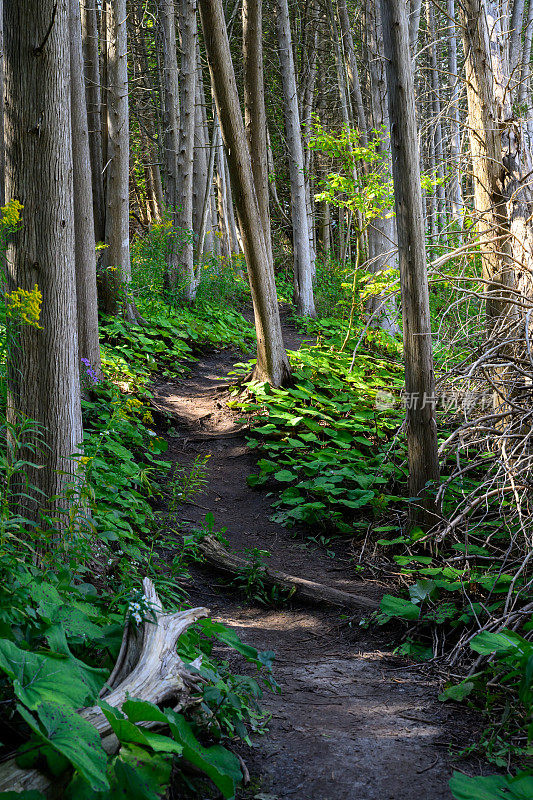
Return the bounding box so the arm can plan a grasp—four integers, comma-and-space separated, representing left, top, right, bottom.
5, 0, 84, 523
0, 0, 4, 208
80, 0, 105, 242
175, 0, 197, 299
427, 0, 446, 236
193, 58, 215, 256
158, 0, 180, 213
70, 0, 101, 376
243, 0, 273, 271
518, 0, 533, 110
197, 110, 219, 257
336, 0, 368, 144
447, 0, 463, 225
102, 0, 136, 320
461, 0, 533, 314
366, 0, 399, 333
510, 0, 527, 81
409, 0, 423, 55
300, 3, 318, 273
275, 0, 316, 316
380, 0, 440, 519
198, 0, 291, 386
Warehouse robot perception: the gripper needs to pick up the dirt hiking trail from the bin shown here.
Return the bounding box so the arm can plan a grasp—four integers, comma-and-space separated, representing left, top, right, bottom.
152, 313, 480, 800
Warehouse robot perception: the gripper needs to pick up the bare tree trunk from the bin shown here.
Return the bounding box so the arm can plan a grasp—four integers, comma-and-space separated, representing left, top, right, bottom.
176, 0, 197, 299
409, 0, 423, 55
510, 0, 527, 81
380, 0, 440, 519
215, 137, 232, 258
193, 59, 215, 256
447, 0, 463, 225
366, 0, 399, 333
198, 0, 291, 386
5, 0, 84, 523
337, 0, 367, 143
427, 0, 446, 236
0, 0, 4, 208
102, 0, 136, 320
159, 0, 180, 213
197, 110, 219, 257
81, 0, 106, 241
461, 0, 533, 312
222, 144, 241, 254
275, 0, 316, 316
518, 0, 533, 110
243, 0, 273, 271
70, 0, 101, 376
300, 4, 318, 273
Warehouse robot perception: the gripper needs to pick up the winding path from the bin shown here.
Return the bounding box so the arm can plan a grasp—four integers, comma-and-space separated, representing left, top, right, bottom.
153, 316, 477, 800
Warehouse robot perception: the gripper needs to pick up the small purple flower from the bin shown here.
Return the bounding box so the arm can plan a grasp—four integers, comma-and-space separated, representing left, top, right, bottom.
81, 358, 99, 385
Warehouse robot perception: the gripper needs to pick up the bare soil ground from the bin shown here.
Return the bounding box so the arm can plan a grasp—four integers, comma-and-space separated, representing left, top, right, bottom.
153, 315, 482, 800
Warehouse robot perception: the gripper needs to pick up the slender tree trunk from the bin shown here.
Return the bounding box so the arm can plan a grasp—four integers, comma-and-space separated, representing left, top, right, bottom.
197, 111, 219, 257
5, 0, 84, 523
510, 0, 527, 81
300, 5, 318, 273
337, 0, 367, 144
158, 0, 180, 213
409, 0, 423, 55
176, 0, 197, 299
198, 0, 291, 386
70, 0, 101, 376
80, 0, 105, 242
427, 0, 446, 236
0, 0, 4, 208
193, 59, 215, 256
102, 0, 136, 320
366, 0, 399, 333
222, 145, 241, 254
380, 0, 440, 519
461, 0, 533, 311
447, 0, 463, 225
275, 0, 316, 316
243, 0, 273, 271
518, 0, 533, 109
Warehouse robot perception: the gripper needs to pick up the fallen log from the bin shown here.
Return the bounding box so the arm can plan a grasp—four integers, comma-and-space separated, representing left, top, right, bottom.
0, 578, 209, 795
197, 534, 380, 611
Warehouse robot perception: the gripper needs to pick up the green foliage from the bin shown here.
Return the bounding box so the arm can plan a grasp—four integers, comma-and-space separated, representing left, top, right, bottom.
0, 299, 271, 797
450, 771, 533, 800
130, 220, 249, 313
231, 316, 403, 535
228, 547, 296, 606
308, 122, 394, 221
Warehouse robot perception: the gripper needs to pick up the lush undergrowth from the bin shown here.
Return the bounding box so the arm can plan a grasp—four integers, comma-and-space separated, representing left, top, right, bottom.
0, 276, 268, 798
2, 215, 532, 799
226, 299, 533, 793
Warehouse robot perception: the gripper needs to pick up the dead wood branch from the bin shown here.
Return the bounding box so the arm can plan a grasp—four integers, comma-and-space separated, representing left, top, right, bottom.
197, 534, 379, 610
0, 578, 209, 795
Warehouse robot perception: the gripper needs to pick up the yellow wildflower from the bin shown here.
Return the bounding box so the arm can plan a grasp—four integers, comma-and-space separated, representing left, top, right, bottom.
0, 199, 23, 229
5, 284, 43, 328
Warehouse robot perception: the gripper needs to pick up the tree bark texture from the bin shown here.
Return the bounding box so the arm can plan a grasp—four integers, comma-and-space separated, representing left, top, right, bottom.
80, 0, 106, 241
4, 0, 84, 522
103, 0, 135, 319
70, 0, 101, 377
198, 0, 291, 386
243, 0, 273, 271
380, 0, 440, 517
175, 0, 198, 298
275, 0, 316, 317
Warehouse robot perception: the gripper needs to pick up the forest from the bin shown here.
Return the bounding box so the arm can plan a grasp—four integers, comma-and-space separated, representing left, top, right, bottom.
1, 0, 533, 797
